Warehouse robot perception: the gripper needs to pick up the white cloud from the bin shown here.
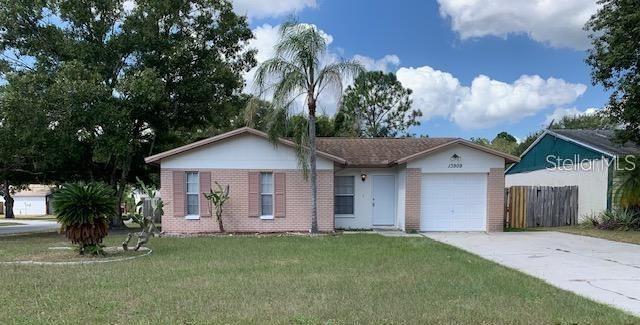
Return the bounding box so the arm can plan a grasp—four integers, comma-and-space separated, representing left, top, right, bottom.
543, 106, 599, 126
243, 22, 589, 128
244, 24, 399, 115
352, 54, 400, 72
232, 0, 316, 19
396, 66, 463, 118
396, 66, 587, 129
437, 0, 598, 50
453, 75, 587, 129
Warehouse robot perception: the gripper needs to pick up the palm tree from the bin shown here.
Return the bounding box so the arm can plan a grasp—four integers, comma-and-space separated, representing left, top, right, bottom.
250, 21, 363, 233
616, 156, 640, 213
52, 182, 116, 255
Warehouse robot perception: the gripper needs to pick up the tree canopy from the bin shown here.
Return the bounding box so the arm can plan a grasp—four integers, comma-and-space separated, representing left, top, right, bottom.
550, 113, 616, 130
471, 131, 519, 156
0, 0, 255, 220
585, 0, 640, 143
338, 71, 422, 137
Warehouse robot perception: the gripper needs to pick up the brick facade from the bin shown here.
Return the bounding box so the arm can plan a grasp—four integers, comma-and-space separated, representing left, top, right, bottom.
487, 168, 505, 232
404, 168, 422, 231
161, 169, 334, 234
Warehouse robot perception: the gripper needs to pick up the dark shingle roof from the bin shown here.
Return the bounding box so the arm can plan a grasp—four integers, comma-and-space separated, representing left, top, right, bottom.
315, 137, 456, 167
551, 129, 640, 156
146, 127, 519, 166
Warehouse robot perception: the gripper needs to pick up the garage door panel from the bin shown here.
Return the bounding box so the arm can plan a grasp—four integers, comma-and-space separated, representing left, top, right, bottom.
421, 173, 486, 231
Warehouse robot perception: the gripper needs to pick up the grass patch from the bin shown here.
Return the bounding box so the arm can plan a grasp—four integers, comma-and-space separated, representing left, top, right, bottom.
1, 245, 148, 263
1, 214, 57, 221
0, 222, 24, 227
0, 232, 636, 323
541, 226, 640, 246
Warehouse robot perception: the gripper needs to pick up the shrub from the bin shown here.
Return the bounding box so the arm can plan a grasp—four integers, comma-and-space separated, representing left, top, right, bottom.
580, 213, 601, 228
582, 209, 640, 231
52, 182, 116, 255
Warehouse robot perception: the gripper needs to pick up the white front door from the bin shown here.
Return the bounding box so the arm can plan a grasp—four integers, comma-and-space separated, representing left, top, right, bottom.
372, 175, 395, 226
421, 173, 487, 231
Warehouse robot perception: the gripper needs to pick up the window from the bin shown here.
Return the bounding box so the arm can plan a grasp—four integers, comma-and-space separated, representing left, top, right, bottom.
335, 176, 354, 214
260, 172, 273, 218
186, 171, 199, 217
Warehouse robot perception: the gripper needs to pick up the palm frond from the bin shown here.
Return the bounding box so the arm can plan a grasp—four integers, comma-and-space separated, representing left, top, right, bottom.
315, 60, 364, 98
277, 22, 327, 73
616, 156, 640, 209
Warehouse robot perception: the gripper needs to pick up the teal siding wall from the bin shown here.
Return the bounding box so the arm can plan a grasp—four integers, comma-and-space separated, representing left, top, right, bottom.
507, 134, 606, 174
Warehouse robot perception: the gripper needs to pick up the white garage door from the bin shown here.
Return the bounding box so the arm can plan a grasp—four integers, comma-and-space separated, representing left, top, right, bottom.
421, 173, 487, 231
13, 197, 48, 215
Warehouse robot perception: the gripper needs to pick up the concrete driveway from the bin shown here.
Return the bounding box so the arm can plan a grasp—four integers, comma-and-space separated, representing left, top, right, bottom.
423, 231, 640, 316
0, 219, 59, 236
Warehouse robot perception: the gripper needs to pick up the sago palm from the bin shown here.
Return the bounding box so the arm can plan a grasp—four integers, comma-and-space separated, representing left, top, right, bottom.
249, 21, 363, 233
52, 182, 116, 254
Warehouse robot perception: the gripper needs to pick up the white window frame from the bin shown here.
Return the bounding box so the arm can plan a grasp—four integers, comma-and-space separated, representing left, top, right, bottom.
335, 176, 355, 215
185, 171, 200, 220
260, 172, 274, 220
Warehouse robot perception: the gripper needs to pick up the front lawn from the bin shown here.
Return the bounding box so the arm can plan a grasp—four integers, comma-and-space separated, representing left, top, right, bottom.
0, 233, 636, 324
545, 226, 640, 246
0, 222, 24, 226
1, 214, 57, 221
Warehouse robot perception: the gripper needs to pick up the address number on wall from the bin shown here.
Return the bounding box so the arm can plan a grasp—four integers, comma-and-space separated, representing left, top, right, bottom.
448, 163, 463, 169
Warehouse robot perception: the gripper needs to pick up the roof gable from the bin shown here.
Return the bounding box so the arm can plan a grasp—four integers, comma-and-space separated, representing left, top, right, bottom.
551, 129, 640, 156
145, 127, 346, 164
506, 132, 607, 175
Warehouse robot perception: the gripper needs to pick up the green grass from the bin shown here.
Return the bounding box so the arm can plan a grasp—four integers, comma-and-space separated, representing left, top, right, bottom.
542, 226, 640, 246
0, 222, 24, 226
0, 233, 636, 324
1, 214, 57, 221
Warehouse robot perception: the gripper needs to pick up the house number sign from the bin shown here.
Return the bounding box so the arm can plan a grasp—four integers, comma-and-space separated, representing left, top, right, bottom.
448, 153, 462, 169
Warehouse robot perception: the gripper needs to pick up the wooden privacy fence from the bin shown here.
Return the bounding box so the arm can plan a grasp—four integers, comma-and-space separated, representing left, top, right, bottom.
506, 186, 578, 228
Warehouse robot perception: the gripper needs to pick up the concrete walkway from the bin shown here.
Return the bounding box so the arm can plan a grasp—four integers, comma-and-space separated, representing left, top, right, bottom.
374, 229, 423, 237
423, 231, 640, 317
0, 219, 59, 236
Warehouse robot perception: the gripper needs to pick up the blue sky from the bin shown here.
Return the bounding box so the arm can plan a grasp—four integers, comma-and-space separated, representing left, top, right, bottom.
234, 0, 604, 141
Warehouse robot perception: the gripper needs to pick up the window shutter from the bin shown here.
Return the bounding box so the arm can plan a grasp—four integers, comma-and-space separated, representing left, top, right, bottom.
274, 172, 286, 217
248, 172, 260, 217
172, 171, 185, 217
200, 171, 211, 217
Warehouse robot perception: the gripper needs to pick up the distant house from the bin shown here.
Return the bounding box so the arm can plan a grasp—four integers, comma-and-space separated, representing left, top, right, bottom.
145, 127, 518, 234
506, 129, 640, 219
1, 185, 53, 216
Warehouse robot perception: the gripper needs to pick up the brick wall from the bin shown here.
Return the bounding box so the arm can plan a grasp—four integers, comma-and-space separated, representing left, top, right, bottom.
161, 169, 334, 234
487, 168, 505, 232
404, 168, 422, 231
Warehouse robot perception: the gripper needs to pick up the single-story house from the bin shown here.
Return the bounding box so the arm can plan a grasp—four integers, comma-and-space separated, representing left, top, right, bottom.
506, 129, 640, 219
145, 127, 519, 234
0, 185, 53, 216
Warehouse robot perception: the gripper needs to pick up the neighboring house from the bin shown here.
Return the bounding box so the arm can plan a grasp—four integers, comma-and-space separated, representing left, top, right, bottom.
0, 185, 53, 216
145, 127, 518, 234
506, 129, 640, 219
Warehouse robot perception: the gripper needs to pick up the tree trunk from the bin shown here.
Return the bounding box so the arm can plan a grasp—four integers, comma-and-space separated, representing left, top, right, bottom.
216, 210, 225, 233
3, 180, 14, 219
110, 179, 126, 229
308, 107, 319, 234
